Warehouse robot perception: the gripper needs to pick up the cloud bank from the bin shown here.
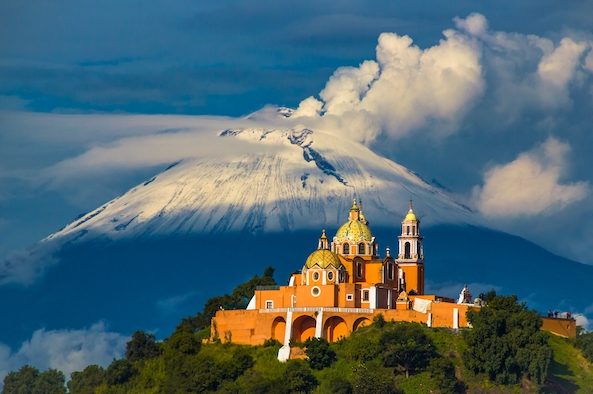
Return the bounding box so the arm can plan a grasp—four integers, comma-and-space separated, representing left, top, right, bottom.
474, 138, 589, 218
0, 322, 127, 386
293, 14, 486, 143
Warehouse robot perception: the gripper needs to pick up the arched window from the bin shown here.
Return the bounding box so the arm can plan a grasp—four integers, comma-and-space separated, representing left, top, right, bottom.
343, 243, 349, 254
407, 226, 410, 235
357, 261, 363, 278
388, 262, 394, 280
358, 243, 365, 255
404, 242, 411, 259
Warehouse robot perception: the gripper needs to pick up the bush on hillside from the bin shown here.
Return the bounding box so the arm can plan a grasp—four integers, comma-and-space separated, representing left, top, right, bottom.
381, 322, 436, 377
463, 292, 552, 385
304, 337, 336, 370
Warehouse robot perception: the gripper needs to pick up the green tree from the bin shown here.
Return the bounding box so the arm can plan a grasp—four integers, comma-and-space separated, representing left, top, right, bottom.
125, 330, 161, 361
68, 365, 105, 394
352, 363, 401, 394
282, 359, 318, 393
462, 293, 552, 385
381, 322, 436, 377
177, 312, 209, 333
2, 365, 39, 394
2, 366, 66, 394
105, 358, 137, 386
303, 337, 336, 370
372, 313, 386, 328
166, 328, 201, 355
344, 334, 381, 362
327, 376, 353, 394
218, 348, 254, 381
575, 330, 593, 363
32, 369, 66, 394
427, 357, 459, 394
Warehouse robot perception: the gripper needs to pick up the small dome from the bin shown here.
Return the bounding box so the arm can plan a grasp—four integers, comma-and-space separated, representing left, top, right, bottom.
405, 210, 417, 221
404, 204, 417, 221
305, 249, 342, 269
335, 220, 373, 243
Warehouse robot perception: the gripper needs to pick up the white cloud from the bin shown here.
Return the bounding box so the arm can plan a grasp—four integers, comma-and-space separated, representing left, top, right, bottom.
474, 138, 589, 218
0, 322, 128, 386
575, 314, 591, 332
538, 38, 588, 87
294, 15, 485, 143
292, 13, 593, 145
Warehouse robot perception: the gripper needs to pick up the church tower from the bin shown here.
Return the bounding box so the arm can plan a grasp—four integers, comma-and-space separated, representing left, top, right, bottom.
396, 202, 425, 295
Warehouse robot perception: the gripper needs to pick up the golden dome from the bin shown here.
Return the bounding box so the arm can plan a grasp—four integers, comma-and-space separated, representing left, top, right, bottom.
335, 220, 373, 243
404, 203, 417, 221
405, 210, 417, 221
305, 249, 342, 269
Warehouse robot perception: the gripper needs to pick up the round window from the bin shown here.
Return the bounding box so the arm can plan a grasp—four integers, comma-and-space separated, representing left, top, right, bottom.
311, 286, 321, 297
313, 272, 320, 281
327, 271, 334, 281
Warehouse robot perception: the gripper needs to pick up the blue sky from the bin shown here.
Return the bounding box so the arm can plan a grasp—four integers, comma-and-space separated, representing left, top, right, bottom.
1, 0, 593, 378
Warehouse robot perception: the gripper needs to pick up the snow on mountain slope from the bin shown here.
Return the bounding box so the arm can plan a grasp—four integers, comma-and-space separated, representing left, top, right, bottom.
45, 126, 478, 247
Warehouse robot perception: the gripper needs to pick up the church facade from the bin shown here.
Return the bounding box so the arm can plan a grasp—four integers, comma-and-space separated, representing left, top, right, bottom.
211, 200, 575, 359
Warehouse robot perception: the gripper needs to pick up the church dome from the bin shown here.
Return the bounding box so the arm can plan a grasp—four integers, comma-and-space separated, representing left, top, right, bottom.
335, 220, 373, 243
305, 249, 342, 269
404, 204, 417, 221
405, 210, 417, 221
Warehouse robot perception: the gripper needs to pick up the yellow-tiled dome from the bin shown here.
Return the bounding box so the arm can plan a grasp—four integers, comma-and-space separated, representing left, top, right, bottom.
335, 220, 373, 243
404, 204, 417, 221
305, 249, 342, 269
405, 210, 417, 221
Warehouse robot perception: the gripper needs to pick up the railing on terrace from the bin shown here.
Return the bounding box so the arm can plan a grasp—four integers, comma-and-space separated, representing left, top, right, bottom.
256, 285, 281, 291
259, 307, 374, 313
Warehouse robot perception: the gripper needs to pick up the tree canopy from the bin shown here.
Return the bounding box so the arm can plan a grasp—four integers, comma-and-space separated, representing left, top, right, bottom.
463, 292, 552, 385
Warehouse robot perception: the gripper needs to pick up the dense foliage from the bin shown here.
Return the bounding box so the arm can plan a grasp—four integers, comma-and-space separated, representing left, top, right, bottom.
380, 321, 436, 377
575, 329, 593, 363
125, 331, 161, 361
2, 365, 66, 394
463, 292, 553, 385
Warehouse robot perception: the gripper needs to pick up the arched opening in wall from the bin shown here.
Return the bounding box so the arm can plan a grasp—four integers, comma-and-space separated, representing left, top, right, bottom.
358, 243, 365, 255
323, 316, 348, 342
271, 317, 286, 344
407, 226, 410, 235
292, 315, 316, 343
356, 261, 363, 278
343, 243, 349, 254
388, 262, 394, 280
353, 317, 371, 331
404, 242, 411, 259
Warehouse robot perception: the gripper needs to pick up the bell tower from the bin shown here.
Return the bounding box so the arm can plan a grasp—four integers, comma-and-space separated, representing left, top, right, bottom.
396, 202, 425, 295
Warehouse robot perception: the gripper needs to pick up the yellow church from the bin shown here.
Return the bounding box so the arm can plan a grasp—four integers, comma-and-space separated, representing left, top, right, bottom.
211, 199, 575, 360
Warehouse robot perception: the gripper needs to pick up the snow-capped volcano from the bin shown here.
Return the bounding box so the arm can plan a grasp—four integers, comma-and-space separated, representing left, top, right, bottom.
1, 120, 592, 353
47, 126, 478, 246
